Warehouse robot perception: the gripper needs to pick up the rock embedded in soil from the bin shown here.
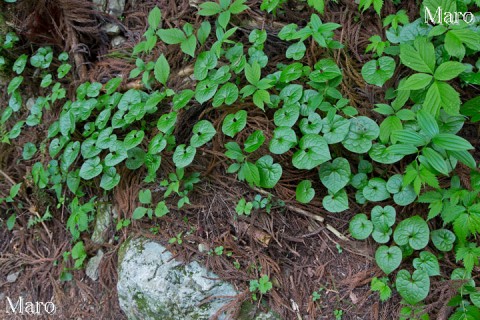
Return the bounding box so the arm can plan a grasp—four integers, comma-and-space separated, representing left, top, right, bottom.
86, 249, 104, 281
117, 237, 278, 320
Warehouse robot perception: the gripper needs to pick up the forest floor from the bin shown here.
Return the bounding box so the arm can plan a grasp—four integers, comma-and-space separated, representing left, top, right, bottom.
1, 0, 473, 319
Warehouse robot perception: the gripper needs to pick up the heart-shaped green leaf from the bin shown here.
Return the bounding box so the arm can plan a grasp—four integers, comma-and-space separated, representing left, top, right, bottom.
126, 147, 146, 170
299, 113, 322, 135
269, 127, 297, 154
155, 201, 169, 217
157, 112, 177, 134
396, 269, 430, 304
105, 147, 128, 167
363, 178, 390, 202
413, 251, 440, 276
195, 79, 218, 104
148, 134, 167, 154
431, 229, 456, 252
323, 189, 348, 213
124, 130, 145, 150
372, 227, 392, 244
118, 89, 141, 111
292, 134, 331, 170
349, 214, 373, 240
255, 155, 282, 188
274, 104, 300, 127
342, 116, 380, 154
22, 142, 37, 160
79, 156, 103, 180
375, 245, 402, 275
80, 138, 102, 159
394, 216, 430, 250
173, 144, 196, 168
61, 141, 80, 170
100, 167, 121, 191
361, 56, 396, 87
244, 130, 265, 153
213, 82, 238, 107
322, 115, 350, 144
190, 120, 216, 148
371, 205, 396, 231
319, 157, 350, 194
296, 180, 315, 204
222, 110, 247, 138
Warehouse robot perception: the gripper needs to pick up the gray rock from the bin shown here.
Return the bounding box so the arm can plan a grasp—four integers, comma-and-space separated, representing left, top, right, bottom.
117, 238, 238, 320
6, 270, 20, 283
107, 0, 125, 17
86, 250, 104, 281
91, 202, 112, 244
26, 97, 35, 110
92, 0, 106, 11
111, 36, 126, 48
103, 23, 121, 36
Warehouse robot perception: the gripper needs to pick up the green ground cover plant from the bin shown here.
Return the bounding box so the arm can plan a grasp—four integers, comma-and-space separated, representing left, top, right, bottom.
1, 0, 480, 318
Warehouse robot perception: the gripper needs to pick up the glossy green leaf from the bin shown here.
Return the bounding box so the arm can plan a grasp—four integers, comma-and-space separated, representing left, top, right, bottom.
431, 229, 456, 252
292, 134, 331, 170
375, 245, 402, 275
361, 57, 396, 87
222, 110, 247, 138
349, 213, 373, 240
190, 120, 216, 147
396, 269, 430, 305
342, 116, 380, 154
413, 251, 440, 276
173, 144, 196, 168
323, 189, 349, 213
269, 127, 297, 154
394, 216, 430, 250
296, 180, 315, 204
319, 157, 350, 194
79, 157, 103, 180
255, 155, 282, 188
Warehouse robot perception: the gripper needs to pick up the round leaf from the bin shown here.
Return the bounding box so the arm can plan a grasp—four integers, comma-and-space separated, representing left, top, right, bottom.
394, 216, 430, 250
413, 251, 440, 276
361, 56, 396, 87
375, 245, 402, 275
319, 157, 351, 194
292, 134, 331, 170
431, 229, 456, 252
396, 269, 430, 305
323, 189, 348, 213
190, 120, 216, 147
371, 205, 396, 231
256, 155, 282, 188
363, 178, 390, 202
342, 116, 380, 154
79, 157, 103, 180
173, 144, 196, 168
349, 214, 373, 240
269, 127, 297, 154
296, 180, 315, 204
